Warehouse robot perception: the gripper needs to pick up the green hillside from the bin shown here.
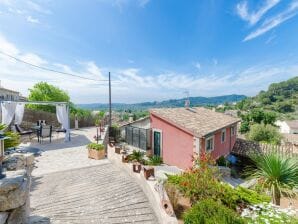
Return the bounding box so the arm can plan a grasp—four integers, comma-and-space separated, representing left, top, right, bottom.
237, 76, 298, 120
78, 94, 246, 111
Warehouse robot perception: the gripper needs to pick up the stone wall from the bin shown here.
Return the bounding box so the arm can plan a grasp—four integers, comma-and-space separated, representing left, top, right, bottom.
231, 138, 261, 157
232, 138, 297, 157
0, 153, 34, 224
21, 108, 95, 129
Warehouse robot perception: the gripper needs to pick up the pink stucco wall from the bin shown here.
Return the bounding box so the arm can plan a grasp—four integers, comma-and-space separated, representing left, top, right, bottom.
201, 126, 237, 159
150, 112, 238, 169
150, 113, 194, 169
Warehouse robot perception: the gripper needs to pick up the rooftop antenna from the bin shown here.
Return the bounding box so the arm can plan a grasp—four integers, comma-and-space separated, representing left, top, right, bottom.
184, 90, 190, 109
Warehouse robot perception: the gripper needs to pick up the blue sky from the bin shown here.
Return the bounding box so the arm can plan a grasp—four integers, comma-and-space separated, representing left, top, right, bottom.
0, 0, 298, 103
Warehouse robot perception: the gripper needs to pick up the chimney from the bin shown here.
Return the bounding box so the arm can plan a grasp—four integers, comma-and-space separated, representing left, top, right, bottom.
185, 99, 190, 109
128, 115, 133, 122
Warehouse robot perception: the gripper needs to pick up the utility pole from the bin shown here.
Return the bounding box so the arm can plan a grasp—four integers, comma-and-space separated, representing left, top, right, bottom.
109, 72, 112, 127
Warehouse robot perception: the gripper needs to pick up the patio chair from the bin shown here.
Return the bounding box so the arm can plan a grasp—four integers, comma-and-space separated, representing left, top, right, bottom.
14, 124, 34, 139
39, 125, 52, 143
55, 127, 66, 139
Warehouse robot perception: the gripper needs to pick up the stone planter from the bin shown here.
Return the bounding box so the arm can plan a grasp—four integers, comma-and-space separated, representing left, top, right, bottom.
133, 162, 142, 173
146, 149, 153, 157
122, 155, 129, 163
115, 147, 121, 154
143, 166, 154, 180
88, 149, 105, 160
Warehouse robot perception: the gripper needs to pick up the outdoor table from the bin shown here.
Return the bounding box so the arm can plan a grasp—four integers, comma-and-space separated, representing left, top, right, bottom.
31, 125, 41, 142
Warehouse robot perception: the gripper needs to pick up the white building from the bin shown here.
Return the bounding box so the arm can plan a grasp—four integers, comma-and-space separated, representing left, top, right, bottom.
276, 120, 298, 134
0, 82, 26, 101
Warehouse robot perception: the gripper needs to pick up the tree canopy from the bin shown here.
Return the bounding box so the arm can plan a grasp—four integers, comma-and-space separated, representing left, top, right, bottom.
28, 82, 70, 113
236, 76, 298, 119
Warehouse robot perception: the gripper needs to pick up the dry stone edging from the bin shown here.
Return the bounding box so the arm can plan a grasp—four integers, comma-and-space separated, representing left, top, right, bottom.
0, 153, 34, 224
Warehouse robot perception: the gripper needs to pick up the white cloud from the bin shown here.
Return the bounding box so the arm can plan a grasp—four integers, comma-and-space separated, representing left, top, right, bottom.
236, 0, 280, 25
20, 53, 46, 65
0, 0, 51, 23
0, 34, 297, 104
213, 59, 218, 66
243, 1, 298, 41
26, 15, 40, 24
195, 62, 201, 70
26, 0, 51, 14
138, 0, 150, 7
0, 34, 19, 55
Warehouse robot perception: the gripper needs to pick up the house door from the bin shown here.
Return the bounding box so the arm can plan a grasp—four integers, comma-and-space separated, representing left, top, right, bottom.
153, 131, 161, 156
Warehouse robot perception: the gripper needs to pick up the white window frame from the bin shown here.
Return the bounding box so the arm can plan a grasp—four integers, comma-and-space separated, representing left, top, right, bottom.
231, 125, 236, 136
221, 129, 226, 143
205, 136, 214, 152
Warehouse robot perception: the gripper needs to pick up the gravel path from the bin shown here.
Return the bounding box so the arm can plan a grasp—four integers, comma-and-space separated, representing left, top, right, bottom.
28, 128, 157, 224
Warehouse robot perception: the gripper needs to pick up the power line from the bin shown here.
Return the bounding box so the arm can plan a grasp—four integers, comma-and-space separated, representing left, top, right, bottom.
0, 51, 110, 82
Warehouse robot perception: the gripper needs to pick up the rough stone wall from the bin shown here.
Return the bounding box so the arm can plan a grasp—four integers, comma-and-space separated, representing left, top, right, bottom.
0, 153, 34, 224
232, 138, 297, 157
20, 108, 95, 129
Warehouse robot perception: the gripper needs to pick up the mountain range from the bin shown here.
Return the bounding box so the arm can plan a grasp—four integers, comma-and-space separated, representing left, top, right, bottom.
77, 94, 247, 111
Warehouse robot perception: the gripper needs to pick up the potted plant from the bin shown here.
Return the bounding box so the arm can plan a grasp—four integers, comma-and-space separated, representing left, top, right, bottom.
128, 150, 145, 163
143, 166, 154, 180
115, 146, 121, 154
87, 143, 105, 160
133, 162, 142, 173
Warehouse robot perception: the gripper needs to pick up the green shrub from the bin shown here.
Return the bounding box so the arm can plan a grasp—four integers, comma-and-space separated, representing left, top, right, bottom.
128, 150, 145, 163
4, 131, 20, 149
246, 123, 282, 145
166, 172, 270, 210
235, 187, 270, 205
216, 156, 227, 166
87, 143, 104, 151
166, 174, 183, 186
147, 155, 163, 165
183, 199, 245, 224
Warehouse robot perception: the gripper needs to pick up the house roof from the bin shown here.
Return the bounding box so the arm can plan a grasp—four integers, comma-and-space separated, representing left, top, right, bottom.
285, 120, 298, 129
150, 107, 240, 137
119, 116, 149, 127
283, 133, 298, 144
0, 86, 19, 94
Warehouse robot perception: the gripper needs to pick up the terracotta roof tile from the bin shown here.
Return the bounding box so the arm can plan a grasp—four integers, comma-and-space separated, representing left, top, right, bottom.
285, 120, 298, 129
150, 107, 240, 137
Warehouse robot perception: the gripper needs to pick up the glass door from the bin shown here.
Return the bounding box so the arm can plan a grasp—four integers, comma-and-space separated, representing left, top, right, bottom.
153, 131, 161, 156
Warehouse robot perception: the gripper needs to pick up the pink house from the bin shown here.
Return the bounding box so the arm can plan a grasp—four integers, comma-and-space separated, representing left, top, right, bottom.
150, 107, 240, 169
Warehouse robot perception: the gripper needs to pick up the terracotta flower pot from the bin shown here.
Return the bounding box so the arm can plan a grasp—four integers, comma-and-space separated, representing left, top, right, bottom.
143, 166, 154, 180
88, 148, 105, 160
122, 155, 129, 163
146, 149, 153, 157
115, 147, 121, 154
133, 162, 142, 173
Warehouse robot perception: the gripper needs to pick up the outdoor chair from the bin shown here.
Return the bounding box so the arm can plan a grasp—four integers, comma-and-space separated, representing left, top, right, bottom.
14, 124, 34, 139
39, 125, 52, 143
55, 127, 66, 139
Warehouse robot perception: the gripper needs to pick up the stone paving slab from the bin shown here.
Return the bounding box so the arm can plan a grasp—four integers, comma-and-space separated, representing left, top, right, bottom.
27, 127, 158, 224
22, 128, 109, 176
29, 164, 157, 224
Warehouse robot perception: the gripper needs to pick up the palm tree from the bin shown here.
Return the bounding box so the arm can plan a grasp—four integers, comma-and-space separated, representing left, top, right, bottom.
247, 152, 298, 205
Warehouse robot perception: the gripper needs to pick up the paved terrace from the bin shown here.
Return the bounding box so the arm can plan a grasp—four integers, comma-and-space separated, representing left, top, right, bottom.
25, 128, 157, 224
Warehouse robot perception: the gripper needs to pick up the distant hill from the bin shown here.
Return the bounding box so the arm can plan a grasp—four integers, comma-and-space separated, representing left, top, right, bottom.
77, 94, 247, 111
237, 76, 298, 119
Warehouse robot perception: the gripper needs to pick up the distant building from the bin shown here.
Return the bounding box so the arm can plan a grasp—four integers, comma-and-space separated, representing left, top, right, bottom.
276, 120, 298, 134
0, 83, 25, 101
0, 87, 19, 101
